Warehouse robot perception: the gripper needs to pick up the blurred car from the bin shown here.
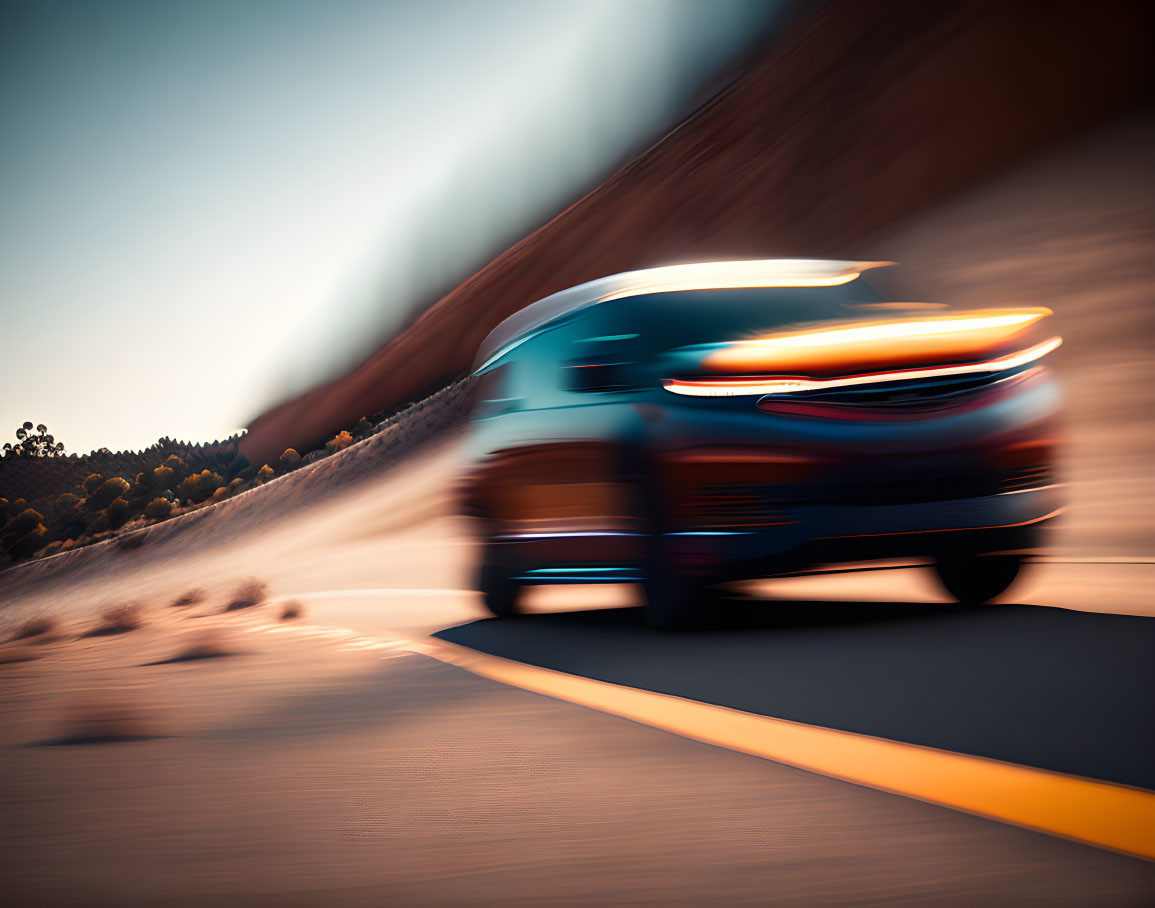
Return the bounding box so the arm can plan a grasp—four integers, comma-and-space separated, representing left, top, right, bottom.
459, 259, 1062, 627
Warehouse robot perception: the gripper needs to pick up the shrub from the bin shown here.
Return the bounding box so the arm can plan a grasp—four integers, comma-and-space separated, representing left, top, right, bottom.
279, 601, 304, 621
87, 477, 130, 511
144, 497, 173, 519
278, 448, 301, 470
2, 508, 49, 558
224, 578, 268, 611
163, 629, 235, 662
228, 477, 248, 495
96, 602, 146, 634
53, 492, 83, 517
49, 701, 156, 744
2, 507, 44, 538
255, 464, 275, 485
11, 615, 58, 640
8, 523, 49, 558
209, 486, 229, 503
82, 474, 104, 495
177, 469, 224, 504
170, 588, 205, 608
104, 498, 131, 530
50, 492, 87, 541
325, 430, 354, 454
114, 531, 146, 551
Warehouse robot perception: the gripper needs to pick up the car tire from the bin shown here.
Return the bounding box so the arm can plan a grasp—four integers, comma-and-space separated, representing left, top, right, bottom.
934, 553, 1024, 605
641, 561, 706, 630
478, 543, 523, 618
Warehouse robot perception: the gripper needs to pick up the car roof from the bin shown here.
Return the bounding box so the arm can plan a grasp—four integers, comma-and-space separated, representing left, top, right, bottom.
474, 259, 896, 372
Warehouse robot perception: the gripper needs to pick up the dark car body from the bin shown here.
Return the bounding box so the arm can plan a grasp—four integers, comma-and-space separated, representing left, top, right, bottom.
459, 260, 1062, 626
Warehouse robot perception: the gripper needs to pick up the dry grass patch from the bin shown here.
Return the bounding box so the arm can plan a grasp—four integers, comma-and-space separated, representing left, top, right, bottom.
149, 629, 237, 664
91, 602, 147, 636
114, 532, 147, 551
170, 588, 205, 608
10, 615, 59, 641
279, 600, 305, 621
224, 578, 269, 612
0, 646, 41, 665
38, 700, 159, 745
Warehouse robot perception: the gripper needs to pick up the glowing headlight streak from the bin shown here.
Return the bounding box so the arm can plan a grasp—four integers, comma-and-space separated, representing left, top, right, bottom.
705, 308, 1052, 373
663, 336, 1063, 398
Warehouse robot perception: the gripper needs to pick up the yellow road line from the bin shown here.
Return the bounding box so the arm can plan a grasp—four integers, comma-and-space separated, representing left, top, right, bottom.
414, 637, 1155, 861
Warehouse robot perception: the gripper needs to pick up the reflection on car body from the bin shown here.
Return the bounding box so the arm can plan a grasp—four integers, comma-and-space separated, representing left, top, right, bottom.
459, 260, 1062, 627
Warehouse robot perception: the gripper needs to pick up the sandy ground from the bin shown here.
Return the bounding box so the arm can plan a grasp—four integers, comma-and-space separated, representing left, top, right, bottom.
1, 114, 1154, 905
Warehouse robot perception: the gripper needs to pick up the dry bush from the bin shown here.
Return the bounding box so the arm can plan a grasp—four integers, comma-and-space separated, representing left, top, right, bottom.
104, 497, 132, 530
325, 430, 354, 454
144, 497, 173, 519
11, 615, 59, 641
0, 646, 40, 665
157, 629, 237, 663
224, 578, 269, 612
86, 477, 130, 511
46, 701, 157, 745
279, 600, 305, 621
170, 588, 205, 608
177, 469, 225, 504
95, 602, 147, 634
115, 531, 146, 551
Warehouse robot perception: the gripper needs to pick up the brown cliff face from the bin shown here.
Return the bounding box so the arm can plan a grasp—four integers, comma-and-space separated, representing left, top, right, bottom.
240, 0, 1154, 467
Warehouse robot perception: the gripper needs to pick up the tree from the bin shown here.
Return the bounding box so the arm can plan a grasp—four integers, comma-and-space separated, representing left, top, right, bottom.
3, 421, 65, 457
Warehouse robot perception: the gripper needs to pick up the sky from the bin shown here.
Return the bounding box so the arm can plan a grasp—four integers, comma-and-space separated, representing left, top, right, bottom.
0, 0, 782, 455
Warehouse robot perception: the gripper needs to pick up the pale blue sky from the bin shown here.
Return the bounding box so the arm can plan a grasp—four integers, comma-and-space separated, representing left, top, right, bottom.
0, 0, 781, 454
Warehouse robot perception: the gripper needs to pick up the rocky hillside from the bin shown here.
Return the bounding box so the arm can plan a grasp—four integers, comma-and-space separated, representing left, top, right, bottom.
240, 0, 1154, 465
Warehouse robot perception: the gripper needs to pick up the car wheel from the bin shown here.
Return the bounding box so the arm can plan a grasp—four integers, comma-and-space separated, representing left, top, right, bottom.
478, 543, 523, 618
641, 561, 706, 629
934, 553, 1024, 605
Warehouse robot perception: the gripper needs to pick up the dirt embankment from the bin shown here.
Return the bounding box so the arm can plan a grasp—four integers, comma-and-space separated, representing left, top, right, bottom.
240, 0, 1154, 466
0, 380, 473, 598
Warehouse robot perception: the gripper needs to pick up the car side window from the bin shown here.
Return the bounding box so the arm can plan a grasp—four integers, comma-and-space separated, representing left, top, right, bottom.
472, 364, 521, 419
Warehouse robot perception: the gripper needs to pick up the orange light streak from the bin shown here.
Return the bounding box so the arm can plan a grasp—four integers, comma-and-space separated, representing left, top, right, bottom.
664, 336, 1062, 398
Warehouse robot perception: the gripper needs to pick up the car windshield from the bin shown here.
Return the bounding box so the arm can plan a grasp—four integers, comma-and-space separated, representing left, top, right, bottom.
573, 281, 888, 355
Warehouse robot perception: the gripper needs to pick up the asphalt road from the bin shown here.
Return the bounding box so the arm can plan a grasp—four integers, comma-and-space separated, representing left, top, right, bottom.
435, 594, 1155, 790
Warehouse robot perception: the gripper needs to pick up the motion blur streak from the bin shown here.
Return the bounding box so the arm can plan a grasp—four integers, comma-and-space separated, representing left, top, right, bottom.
665, 336, 1063, 397
600, 258, 895, 301
705, 307, 1051, 373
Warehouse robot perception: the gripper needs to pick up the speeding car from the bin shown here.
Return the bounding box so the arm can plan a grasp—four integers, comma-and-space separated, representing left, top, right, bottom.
459, 260, 1062, 627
